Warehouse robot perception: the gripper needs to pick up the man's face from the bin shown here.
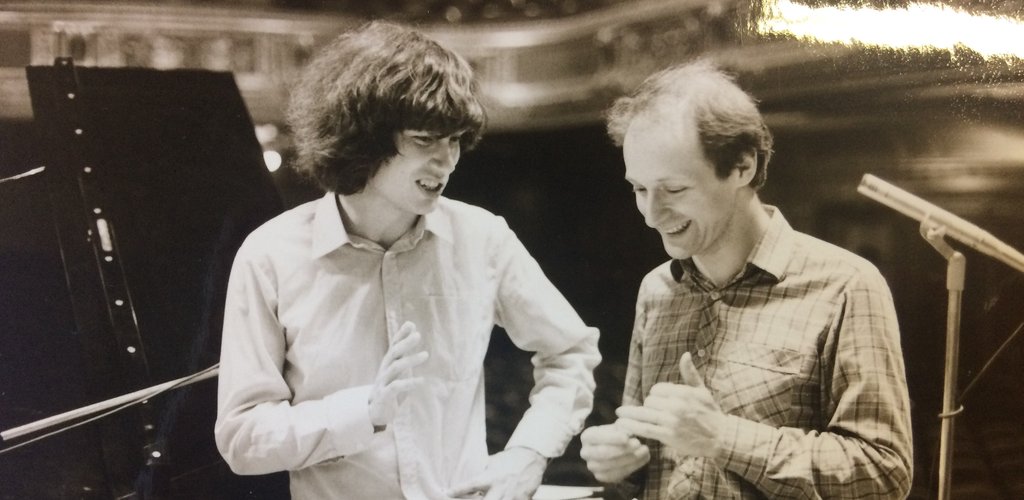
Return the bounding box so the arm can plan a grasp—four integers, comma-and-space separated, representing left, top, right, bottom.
622, 115, 745, 261
365, 130, 462, 217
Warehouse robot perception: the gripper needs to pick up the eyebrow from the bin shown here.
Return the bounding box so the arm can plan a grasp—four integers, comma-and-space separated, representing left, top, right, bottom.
624, 175, 687, 185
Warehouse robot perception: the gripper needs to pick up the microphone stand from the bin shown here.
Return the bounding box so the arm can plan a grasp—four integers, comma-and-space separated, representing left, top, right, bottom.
919, 221, 964, 500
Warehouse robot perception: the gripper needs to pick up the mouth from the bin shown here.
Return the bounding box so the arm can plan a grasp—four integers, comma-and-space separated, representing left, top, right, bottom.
416, 179, 444, 194
662, 221, 692, 236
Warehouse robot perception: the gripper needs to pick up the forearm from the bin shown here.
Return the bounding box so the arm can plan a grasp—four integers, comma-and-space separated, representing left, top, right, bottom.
215, 384, 377, 474
717, 416, 912, 499
506, 330, 600, 457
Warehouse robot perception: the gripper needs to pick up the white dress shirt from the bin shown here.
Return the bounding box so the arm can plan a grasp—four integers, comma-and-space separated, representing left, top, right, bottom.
215, 193, 600, 499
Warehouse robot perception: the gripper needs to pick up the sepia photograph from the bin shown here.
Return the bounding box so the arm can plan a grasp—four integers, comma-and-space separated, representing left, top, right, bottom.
1, 1, 1023, 499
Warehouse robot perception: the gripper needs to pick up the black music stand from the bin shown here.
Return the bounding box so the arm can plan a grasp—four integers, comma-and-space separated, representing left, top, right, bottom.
1, 58, 284, 499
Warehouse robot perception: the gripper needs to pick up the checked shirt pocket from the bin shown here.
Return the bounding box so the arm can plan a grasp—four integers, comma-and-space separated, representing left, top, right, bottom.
709, 342, 803, 426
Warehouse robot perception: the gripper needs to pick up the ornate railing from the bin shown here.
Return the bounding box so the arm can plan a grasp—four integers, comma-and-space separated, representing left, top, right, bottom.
1, 1, 1022, 130
0, 0, 751, 129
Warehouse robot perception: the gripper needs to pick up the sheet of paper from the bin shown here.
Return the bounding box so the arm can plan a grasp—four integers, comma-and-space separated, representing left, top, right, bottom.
533, 485, 604, 500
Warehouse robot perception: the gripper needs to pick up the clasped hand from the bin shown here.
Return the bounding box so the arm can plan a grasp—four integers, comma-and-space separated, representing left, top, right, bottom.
368, 321, 429, 427
581, 352, 725, 482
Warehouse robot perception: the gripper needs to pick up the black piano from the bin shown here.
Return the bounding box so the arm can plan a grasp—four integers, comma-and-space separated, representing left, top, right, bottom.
0, 59, 288, 499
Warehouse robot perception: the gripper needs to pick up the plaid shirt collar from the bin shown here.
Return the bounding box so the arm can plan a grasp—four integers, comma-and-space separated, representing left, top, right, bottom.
670, 205, 793, 287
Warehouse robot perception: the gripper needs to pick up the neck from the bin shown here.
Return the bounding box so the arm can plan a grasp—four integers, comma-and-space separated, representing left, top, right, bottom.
336, 192, 418, 249
692, 194, 770, 287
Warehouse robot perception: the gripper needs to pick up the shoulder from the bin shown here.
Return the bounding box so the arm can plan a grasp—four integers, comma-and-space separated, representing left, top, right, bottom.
235, 198, 317, 262
637, 260, 681, 300
788, 230, 890, 291
436, 197, 504, 223
434, 197, 512, 239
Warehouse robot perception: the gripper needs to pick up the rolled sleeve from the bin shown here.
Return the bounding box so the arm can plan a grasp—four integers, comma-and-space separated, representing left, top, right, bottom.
714, 271, 913, 499
215, 242, 379, 474
493, 224, 600, 458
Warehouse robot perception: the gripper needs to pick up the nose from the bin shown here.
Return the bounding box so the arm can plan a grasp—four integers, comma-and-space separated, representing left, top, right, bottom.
434, 137, 460, 173
639, 190, 667, 228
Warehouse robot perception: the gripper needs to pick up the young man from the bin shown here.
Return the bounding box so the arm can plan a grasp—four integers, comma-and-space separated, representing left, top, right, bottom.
215, 21, 600, 500
580, 60, 913, 498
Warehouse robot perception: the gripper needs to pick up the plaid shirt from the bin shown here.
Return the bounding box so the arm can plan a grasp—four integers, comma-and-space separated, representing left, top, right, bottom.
620, 207, 913, 499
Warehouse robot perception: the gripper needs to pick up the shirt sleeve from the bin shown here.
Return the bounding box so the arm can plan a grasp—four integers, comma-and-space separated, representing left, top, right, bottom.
214, 241, 378, 475
611, 287, 650, 498
490, 221, 601, 459
714, 269, 914, 499
622, 286, 648, 408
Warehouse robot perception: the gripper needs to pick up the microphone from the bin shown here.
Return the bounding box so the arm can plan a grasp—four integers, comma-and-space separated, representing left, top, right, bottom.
858, 174, 1024, 274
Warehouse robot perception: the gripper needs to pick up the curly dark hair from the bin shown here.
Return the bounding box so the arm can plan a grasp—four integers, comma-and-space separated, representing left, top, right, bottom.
606, 59, 773, 190
286, 21, 486, 194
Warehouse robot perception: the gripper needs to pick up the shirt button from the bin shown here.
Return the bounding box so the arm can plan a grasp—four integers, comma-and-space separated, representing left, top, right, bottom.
697, 348, 707, 358
709, 291, 721, 301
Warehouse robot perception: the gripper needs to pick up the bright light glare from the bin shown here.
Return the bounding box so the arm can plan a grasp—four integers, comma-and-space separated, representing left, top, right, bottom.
759, 0, 1024, 59
255, 123, 279, 144
263, 150, 282, 172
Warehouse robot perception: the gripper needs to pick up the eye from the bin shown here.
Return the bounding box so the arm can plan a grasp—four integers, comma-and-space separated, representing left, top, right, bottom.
665, 186, 687, 194
631, 185, 647, 193
409, 134, 438, 147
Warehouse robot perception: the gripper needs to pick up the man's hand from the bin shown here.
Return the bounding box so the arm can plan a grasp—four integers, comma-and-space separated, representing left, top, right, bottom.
579, 423, 650, 483
614, 352, 725, 458
368, 321, 429, 427
448, 447, 547, 500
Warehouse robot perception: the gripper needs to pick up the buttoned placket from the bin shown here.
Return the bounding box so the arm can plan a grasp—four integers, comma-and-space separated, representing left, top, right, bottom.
378, 241, 428, 499
693, 280, 721, 370
674, 277, 720, 499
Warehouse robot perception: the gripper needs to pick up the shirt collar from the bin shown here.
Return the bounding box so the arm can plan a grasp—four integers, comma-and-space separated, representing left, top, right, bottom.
422, 204, 453, 244
311, 192, 350, 259
671, 205, 793, 285
310, 192, 454, 258
745, 205, 793, 282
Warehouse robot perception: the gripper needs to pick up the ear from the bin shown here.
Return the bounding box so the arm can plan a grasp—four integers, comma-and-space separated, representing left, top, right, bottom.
730, 150, 758, 188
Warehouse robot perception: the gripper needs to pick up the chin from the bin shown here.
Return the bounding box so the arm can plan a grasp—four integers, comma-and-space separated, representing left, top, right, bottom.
413, 199, 441, 214
662, 245, 692, 260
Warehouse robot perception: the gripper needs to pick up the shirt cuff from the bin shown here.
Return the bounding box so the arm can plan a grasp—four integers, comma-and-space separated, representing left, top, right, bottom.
505, 407, 573, 458
713, 414, 774, 483
321, 384, 377, 457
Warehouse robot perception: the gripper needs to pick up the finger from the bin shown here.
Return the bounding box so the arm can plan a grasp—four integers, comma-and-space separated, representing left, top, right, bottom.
377, 376, 425, 402
382, 322, 418, 361
389, 350, 430, 376
377, 350, 428, 385
581, 424, 633, 446
390, 327, 423, 355
643, 392, 691, 413
380, 329, 418, 366
589, 441, 650, 466
615, 405, 664, 425
482, 484, 502, 500
586, 444, 650, 483
586, 454, 637, 476
381, 331, 424, 370
581, 441, 647, 464
448, 476, 489, 498
648, 382, 688, 397
395, 320, 417, 341
678, 352, 705, 388
615, 416, 667, 443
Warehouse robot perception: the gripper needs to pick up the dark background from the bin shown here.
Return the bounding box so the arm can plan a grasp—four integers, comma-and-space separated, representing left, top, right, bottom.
3, 67, 1024, 499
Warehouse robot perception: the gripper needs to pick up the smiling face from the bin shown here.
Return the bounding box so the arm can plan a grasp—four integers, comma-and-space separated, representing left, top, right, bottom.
363, 129, 462, 219
623, 114, 748, 261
